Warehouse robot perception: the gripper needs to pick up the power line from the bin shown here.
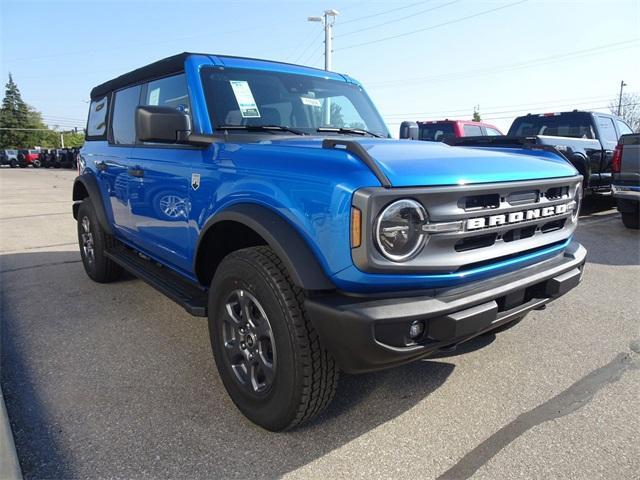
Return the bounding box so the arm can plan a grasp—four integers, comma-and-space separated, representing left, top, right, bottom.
339, 1, 433, 25
337, 0, 529, 51
366, 39, 640, 88
337, 0, 462, 38
292, 29, 324, 64
382, 93, 639, 119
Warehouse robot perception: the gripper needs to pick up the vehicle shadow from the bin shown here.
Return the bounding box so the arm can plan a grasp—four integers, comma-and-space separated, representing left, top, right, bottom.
578, 194, 617, 218
1, 250, 456, 479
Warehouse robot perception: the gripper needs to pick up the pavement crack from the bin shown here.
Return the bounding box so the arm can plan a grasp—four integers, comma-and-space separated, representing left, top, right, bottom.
0, 259, 82, 274
437, 349, 640, 480
0, 212, 69, 220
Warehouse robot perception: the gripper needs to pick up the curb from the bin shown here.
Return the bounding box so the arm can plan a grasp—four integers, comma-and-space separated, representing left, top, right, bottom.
0, 386, 22, 480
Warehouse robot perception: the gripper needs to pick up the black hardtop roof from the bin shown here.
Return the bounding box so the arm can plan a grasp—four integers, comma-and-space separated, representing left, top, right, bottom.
89, 52, 333, 99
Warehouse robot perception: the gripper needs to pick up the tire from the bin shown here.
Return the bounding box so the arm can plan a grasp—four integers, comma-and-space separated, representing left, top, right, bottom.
32, 159, 41, 168
208, 246, 338, 431
77, 198, 122, 283
621, 211, 640, 229
9, 160, 17, 168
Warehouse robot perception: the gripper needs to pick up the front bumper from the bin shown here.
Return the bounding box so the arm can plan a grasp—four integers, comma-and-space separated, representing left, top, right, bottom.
306, 240, 586, 374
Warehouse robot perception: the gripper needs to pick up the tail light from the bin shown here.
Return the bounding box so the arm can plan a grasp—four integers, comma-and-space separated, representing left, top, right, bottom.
611, 143, 623, 173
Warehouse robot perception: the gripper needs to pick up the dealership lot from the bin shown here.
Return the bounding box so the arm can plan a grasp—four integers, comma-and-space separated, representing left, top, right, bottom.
1, 168, 638, 479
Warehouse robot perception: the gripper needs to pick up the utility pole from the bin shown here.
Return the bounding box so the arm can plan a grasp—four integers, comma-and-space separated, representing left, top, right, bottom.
308, 9, 339, 124
617, 80, 627, 116
60, 132, 65, 148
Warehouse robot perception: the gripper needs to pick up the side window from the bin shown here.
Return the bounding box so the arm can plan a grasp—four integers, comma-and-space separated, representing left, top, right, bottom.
143, 74, 190, 114
616, 119, 633, 136
463, 124, 483, 136
111, 85, 142, 145
87, 96, 108, 138
485, 127, 502, 136
596, 116, 618, 144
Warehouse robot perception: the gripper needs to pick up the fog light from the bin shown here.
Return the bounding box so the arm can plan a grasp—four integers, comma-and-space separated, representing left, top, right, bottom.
409, 320, 425, 339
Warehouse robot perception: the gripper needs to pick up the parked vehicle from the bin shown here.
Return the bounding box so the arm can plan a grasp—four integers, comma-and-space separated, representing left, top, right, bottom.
74, 52, 586, 431
0, 149, 19, 167
612, 133, 640, 229
17, 149, 41, 168
450, 111, 633, 194
400, 119, 503, 141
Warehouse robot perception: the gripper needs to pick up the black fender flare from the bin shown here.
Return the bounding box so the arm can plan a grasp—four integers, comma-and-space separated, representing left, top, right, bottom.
72, 173, 114, 235
566, 152, 590, 185
195, 203, 335, 291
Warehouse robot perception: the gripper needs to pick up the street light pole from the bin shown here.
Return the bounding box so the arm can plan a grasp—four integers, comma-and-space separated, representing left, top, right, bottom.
307, 9, 339, 72
307, 9, 339, 125
617, 80, 627, 116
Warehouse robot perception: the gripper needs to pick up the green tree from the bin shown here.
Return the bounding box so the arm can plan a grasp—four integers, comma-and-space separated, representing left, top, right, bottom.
472, 108, 481, 122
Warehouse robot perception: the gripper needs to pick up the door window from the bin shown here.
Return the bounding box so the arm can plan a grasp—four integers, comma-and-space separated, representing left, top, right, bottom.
143, 74, 191, 114
616, 119, 633, 136
111, 85, 142, 145
596, 116, 618, 144
485, 127, 502, 136
463, 124, 483, 136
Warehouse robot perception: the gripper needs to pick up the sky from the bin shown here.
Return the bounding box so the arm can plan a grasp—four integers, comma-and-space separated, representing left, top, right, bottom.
1, 0, 639, 136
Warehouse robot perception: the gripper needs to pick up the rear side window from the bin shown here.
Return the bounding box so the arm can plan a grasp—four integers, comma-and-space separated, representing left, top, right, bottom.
143, 74, 190, 114
616, 119, 633, 136
596, 116, 618, 145
508, 113, 594, 138
485, 127, 502, 136
86, 96, 108, 139
111, 85, 142, 145
463, 124, 483, 136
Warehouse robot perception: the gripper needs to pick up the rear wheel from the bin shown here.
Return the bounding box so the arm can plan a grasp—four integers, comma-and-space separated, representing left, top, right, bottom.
77, 199, 122, 282
208, 246, 338, 431
32, 159, 41, 168
9, 160, 17, 168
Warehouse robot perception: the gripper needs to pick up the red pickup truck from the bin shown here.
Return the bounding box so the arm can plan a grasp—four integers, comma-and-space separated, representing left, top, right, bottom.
400, 120, 503, 141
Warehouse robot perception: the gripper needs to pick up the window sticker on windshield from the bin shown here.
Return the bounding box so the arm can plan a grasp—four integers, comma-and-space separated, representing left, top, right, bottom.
301, 96, 321, 107
148, 88, 160, 106
229, 80, 261, 118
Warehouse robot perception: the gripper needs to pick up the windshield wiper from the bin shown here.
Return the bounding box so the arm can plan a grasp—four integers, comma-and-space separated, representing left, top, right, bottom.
216, 125, 307, 136
316, 127, 384, 138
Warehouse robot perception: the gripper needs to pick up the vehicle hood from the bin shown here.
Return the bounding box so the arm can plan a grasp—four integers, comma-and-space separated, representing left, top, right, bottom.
263, 137, 579, 187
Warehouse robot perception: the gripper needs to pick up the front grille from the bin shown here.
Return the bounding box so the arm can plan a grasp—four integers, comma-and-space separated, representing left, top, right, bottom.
351, 176, 581, 274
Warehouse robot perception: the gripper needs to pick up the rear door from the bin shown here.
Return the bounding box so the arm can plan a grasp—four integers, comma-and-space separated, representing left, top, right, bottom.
98, 85, 142, 241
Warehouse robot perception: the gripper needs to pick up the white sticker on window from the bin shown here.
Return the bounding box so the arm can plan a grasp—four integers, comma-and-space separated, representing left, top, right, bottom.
229, 80, 261, 118
301, 96, 321, 107
148, 88, 160, 106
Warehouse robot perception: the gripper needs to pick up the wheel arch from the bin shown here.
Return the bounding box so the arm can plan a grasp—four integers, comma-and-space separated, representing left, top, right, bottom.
72, 174, 114, 235
194, 203, 335, 292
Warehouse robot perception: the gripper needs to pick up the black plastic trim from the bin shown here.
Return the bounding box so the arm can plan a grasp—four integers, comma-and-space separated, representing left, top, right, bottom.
305, 241, 586, 373
72, 174, 113, 236
322, 138, 392, 187
194, 204, 335, 291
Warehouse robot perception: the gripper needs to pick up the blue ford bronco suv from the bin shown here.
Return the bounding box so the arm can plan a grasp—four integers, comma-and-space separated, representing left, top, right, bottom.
73, 53, 586, 431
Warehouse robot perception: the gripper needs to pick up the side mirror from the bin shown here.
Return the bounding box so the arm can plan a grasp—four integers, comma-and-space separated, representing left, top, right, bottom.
399, 121, 419, 140
135, 105, 192, 143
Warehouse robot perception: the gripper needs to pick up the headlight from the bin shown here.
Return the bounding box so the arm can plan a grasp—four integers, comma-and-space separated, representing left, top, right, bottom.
375, 199, 427, 261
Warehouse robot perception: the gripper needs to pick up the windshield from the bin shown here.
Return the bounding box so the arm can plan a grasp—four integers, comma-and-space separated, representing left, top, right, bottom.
200, 66, 389, 137
508, 113, 595, 139
419, 123, 455, 142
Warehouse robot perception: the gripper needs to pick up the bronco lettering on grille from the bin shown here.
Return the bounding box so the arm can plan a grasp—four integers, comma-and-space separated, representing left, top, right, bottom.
466, 204, 569, 231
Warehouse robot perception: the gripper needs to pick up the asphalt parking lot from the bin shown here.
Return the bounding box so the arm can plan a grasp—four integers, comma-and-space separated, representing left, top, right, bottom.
1, 168, 639, 479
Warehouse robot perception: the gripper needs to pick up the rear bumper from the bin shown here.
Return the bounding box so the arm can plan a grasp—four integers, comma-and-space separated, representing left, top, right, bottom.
612, 185, 640, 201
306, 240, 586, 374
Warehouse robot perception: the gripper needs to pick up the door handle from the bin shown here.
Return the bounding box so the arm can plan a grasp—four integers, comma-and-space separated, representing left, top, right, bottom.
128, 167, 144, 178
95, 161, 108, 172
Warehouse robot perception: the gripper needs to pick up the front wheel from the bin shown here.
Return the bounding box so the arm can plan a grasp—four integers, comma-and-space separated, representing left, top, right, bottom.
32, 159, 41, 168
9, 160, 17, 168
208, 246, 338, 431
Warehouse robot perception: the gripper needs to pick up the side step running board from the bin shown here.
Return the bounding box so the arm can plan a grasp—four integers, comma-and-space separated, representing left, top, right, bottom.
104, 245, 208, 317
